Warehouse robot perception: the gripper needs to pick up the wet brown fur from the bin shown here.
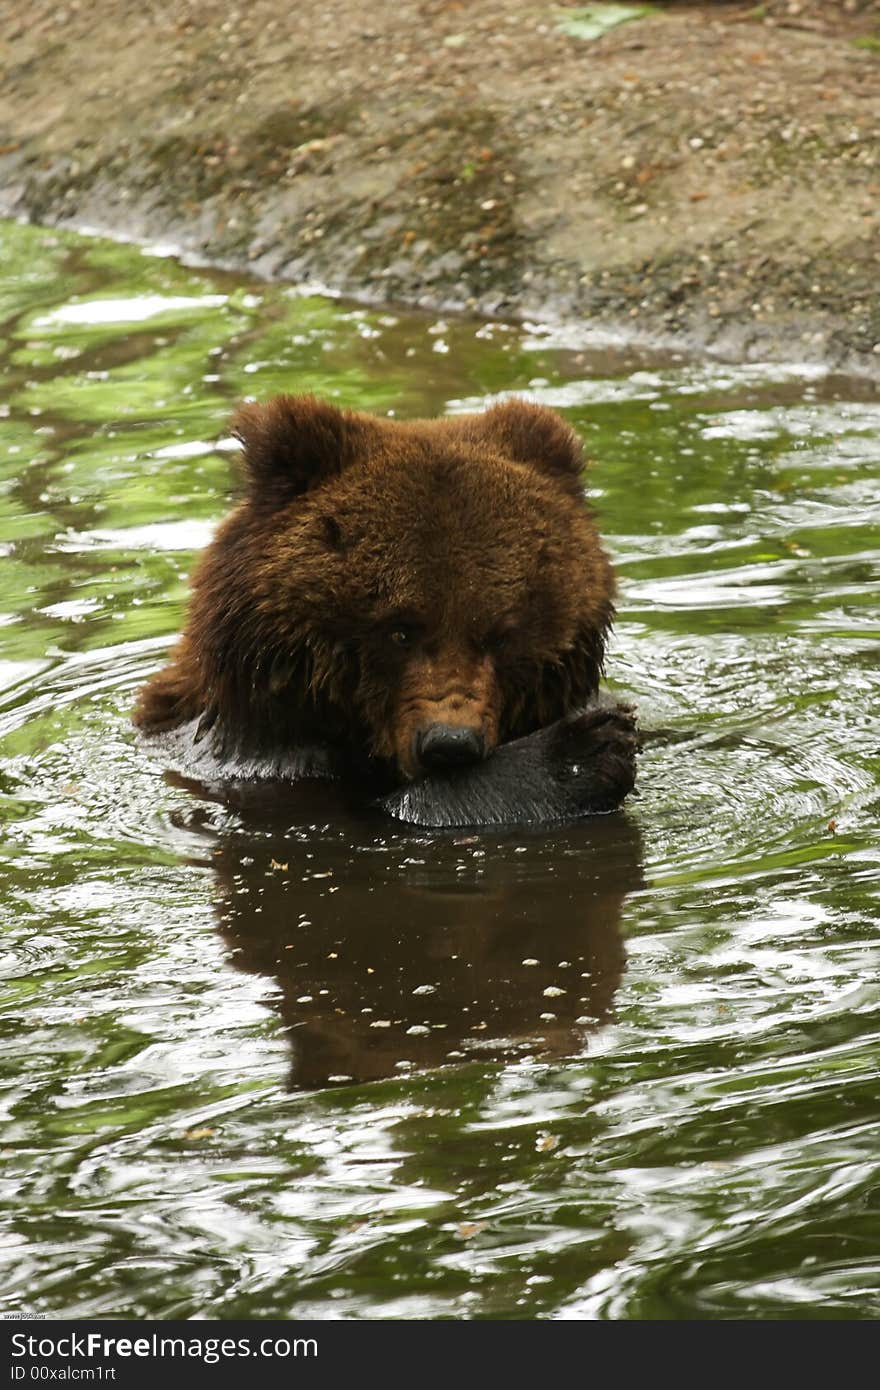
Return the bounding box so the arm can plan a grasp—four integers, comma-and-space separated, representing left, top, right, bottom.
133, 394, 616, 780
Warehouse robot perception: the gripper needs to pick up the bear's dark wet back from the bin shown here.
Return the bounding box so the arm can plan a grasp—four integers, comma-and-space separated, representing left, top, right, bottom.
174, 779, 644, 1088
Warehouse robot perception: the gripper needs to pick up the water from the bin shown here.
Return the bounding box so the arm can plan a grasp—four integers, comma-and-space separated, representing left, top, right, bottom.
1, 220, 878, 1320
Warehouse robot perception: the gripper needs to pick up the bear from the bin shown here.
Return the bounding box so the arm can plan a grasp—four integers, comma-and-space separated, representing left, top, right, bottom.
134, 393, 637, 823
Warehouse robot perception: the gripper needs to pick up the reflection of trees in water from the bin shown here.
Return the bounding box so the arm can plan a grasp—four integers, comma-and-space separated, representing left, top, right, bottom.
176, 778, 644, 1089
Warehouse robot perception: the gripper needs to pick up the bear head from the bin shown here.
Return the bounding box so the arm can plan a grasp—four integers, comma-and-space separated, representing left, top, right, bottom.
135, 394, 616, 782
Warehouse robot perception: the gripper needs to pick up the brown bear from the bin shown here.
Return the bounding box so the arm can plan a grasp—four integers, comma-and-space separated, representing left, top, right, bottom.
134, 393, 636, 822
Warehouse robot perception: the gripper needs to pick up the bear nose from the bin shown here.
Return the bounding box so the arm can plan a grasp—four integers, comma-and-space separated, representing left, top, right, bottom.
415, 724, 485, 771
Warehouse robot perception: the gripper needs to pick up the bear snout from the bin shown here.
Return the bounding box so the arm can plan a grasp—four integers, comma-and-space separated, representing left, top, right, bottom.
415, 723, 486, 772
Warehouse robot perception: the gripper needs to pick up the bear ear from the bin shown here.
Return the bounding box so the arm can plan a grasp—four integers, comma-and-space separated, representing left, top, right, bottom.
231, 394, 364, 504
474, 398, 586, 492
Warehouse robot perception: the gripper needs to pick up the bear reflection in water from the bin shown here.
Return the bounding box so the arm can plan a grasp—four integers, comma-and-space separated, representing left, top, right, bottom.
178, 778, 644, 1089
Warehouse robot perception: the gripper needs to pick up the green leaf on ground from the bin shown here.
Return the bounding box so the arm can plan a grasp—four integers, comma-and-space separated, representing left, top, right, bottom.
554, 4, 655, 41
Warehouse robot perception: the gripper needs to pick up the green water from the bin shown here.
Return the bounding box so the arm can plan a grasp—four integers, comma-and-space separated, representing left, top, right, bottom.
1, 220, 878, 1320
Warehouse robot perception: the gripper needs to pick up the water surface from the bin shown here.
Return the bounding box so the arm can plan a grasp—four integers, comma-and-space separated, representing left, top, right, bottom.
1, 221, 878, 1319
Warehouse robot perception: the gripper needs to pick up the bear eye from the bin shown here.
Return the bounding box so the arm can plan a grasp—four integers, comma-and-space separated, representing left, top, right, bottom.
390, 628, 413, 646
481, 627, 513, 654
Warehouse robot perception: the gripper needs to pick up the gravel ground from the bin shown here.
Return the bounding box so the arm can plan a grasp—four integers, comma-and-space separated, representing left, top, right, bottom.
1, 0, 879, 368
